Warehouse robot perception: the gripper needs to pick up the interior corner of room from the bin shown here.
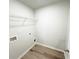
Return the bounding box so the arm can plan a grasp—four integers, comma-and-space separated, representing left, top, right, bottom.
9, 0, 70, 59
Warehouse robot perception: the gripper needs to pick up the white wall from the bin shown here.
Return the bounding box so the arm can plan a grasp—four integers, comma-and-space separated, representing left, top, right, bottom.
9, 0, 34, 18
9, 0, 37, 59
9, 26, 37, 59
35, 0, 70, 50
9, 0, 70, 59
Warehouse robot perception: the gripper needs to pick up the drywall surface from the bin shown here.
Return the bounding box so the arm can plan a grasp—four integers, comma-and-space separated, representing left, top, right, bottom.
9, 26, 37, 59
9, 0, 37, 59
9, 0, 34, 18
35, 0, 70, 50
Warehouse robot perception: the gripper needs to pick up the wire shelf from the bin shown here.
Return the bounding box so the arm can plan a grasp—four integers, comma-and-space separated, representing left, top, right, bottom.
9, 15, 37, 27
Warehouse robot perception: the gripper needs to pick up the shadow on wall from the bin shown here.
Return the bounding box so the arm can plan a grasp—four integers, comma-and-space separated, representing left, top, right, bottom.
56, 39, 66, 50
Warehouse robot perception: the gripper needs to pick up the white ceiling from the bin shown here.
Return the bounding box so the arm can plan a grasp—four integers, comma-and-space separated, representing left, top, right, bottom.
19, 0, 68, 9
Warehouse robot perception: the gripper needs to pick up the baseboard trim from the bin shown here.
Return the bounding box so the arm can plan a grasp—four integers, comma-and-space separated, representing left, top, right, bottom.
18, 42, 65, 59
36, 42, 65, 53
17, 42, 36, 59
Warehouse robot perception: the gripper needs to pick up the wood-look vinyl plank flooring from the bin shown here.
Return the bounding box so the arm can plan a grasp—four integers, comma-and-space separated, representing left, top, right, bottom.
21, 44, 65, 59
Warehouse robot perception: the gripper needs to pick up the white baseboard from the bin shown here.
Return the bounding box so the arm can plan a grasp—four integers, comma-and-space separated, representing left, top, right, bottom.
36, 42, 68, 59
17, 42, 36, 59
36, 42, 65, 53
17, 42, 65, 59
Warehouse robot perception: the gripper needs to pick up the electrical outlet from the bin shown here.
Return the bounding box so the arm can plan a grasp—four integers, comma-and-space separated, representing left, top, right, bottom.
29, 33, 31, 35
34, 39, 36, 42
